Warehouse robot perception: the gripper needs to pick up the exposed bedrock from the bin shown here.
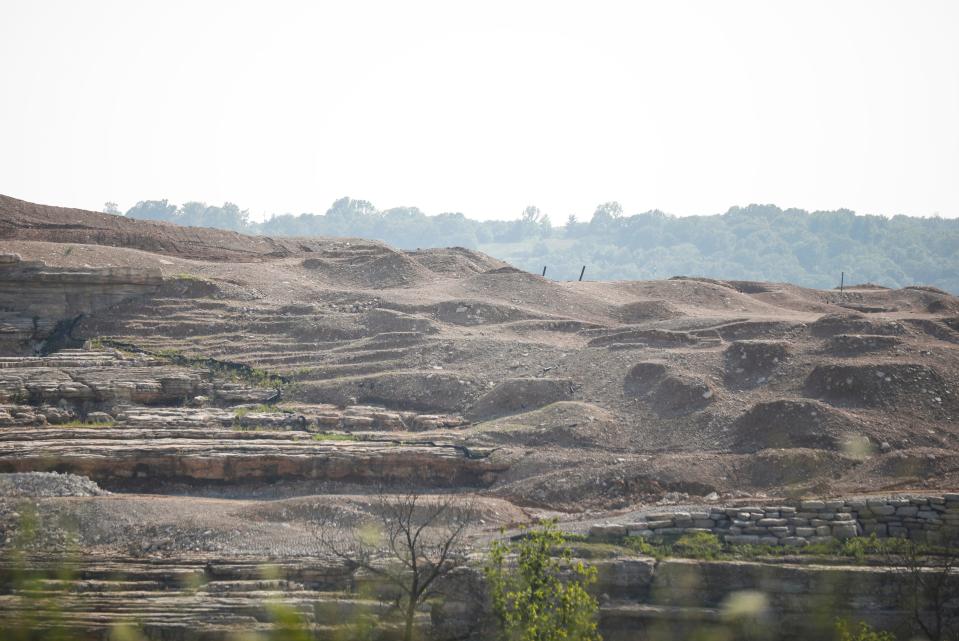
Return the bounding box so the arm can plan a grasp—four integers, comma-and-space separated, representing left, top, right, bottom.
0, 254, 161, 354
0, 350, 276, 414
0, 432, 505, 488
599, 558, 954, 641
0, 553, 952, 641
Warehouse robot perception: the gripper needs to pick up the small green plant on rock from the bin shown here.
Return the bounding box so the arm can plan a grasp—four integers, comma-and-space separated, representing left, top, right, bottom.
671, 531, 723, 560
834, 619, 896, 641
311, 432, 356, 442
485, 520, 602, 641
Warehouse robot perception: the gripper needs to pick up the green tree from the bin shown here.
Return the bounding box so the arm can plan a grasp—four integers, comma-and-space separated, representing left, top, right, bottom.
485, 520, 601, 641
593, 201, 623, 220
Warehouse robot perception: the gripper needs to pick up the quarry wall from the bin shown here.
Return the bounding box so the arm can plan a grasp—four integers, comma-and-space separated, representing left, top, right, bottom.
589, 493, 959, 546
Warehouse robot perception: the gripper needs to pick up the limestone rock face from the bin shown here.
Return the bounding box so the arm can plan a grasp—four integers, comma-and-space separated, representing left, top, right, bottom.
0, 255, 161, 354
0, 431, 504, 487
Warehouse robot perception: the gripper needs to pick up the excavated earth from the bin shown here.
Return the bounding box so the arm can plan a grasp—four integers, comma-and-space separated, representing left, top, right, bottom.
2, 194, 959, 639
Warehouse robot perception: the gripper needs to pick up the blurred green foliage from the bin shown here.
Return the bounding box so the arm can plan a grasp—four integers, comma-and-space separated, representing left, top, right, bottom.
485, 520, 601, 641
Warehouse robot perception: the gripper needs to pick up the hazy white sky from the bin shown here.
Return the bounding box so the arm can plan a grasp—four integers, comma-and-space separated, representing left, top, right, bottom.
2, 1, 958, 221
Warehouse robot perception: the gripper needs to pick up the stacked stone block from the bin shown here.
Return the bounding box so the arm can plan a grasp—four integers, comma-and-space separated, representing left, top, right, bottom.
589, 493, 959, 547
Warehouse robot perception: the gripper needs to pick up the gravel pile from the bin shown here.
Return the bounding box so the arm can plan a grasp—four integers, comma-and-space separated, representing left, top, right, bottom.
0, 472, 107, 497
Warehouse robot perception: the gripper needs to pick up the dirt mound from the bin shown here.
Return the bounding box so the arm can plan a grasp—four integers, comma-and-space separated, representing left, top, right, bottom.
927, 298, 959, 314
588, 328, 699, 348
650, 375, 716, 416
729, 399, 864, 452
614, 300, 683, 323
471, 402, 624, 448
434, 300, 539, 326
805, 363, 957, 411
623, 362, 669, 397
904, 285, 951, 295
810, 313, 906, 337
231, 494, 526, 528
364, 308, 437, 334
864, 448, 959, 481
0, 471, 107, 497
490, 457, 721, 511
467, 378, 574, 420
295, 371, 479, 413
901, 319, 959, 344
301, 246, 431, 289
501, 320, 605, 335
623, 363, 715, 416
694, 320, 803, 341
725, 280, 778, 294
0, 194, 329, 261
724, 340, 789, 387
826, 334, 903, 355
737, 449, 858, 489
408, 246, 507, 276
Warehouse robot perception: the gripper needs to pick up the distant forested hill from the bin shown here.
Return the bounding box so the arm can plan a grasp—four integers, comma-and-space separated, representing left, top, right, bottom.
120, 199, 959, 293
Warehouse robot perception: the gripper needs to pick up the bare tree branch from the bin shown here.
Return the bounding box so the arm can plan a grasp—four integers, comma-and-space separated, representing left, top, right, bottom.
311, 487, 477, 641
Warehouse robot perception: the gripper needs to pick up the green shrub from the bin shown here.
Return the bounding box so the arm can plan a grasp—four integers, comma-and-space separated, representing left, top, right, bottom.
672, 531, 723, 560
486, 520, 602, 641
623, 535, 669, 560
834, 619, 896, 641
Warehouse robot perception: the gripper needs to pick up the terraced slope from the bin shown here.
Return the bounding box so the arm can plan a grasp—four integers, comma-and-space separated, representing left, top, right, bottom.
2, 195, 959, 639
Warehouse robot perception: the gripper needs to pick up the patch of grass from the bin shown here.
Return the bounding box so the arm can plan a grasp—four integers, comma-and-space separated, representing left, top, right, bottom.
672, 531, 724, 560
621, 532, 914, 564
233, 404, 279, 418
566, 542, 628, 560
728, 533, 911, 562
835, 619, 896, 641
94, 339, 287, 389
171, 272, 210, 282
623, 535, 671, 560
311, 432, 357, 442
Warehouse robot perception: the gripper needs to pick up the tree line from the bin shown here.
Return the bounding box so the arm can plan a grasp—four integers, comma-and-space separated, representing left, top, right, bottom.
116, 198, 959, 293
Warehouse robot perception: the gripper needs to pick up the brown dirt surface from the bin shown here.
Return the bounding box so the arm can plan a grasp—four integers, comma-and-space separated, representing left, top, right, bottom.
2, 194, 959, 545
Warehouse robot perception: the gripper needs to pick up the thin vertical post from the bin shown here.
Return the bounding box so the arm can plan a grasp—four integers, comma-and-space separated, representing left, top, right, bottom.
542, 266, 547, 277
840, 271, 844, 294
579, 265, 586, 281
